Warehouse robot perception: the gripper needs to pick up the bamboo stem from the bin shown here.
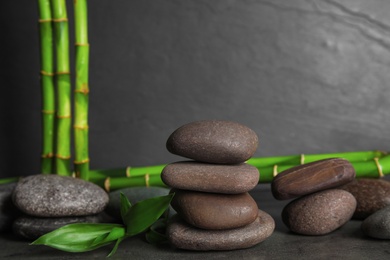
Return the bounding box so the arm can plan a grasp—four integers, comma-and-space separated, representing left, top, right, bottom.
73, 0, 90, 180
51, 0, 72, 176
38, 0, 55, 174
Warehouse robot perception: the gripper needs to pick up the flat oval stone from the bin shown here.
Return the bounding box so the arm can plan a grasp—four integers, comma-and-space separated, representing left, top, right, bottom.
12, 175, 109, 217
0, 183, 21, 232
282, 189, 356, 235
161, 161, 259, 194
272, 158, 355, 200
166, 120, 258, 164
13, 214, 109, 240
171, 189, 258, 230
166, 210, 275, 251
361, 205, 390, 239
340, 178, 390, 219
106, 187, 173, 221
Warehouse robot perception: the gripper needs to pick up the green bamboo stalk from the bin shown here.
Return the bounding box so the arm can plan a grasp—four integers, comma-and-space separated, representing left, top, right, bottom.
73, 0, 90, 180
89, 165, 166, 179
38, 0, 55, 174
91, 175, 167, 192
0, 177, 19, 185
51, 0, 72, 176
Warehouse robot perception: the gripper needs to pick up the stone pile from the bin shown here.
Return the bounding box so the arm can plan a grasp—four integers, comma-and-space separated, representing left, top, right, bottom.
162, 120, 274, 251
272, 158, 357, 235
12, 174, 109, 239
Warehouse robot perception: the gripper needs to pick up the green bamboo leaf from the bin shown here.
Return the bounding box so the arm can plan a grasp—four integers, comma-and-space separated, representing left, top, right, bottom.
145, 219, 168, 245
107, 237, 125, 258
124, 193, 174, 236
120, 192, 132, 223
31, 223, 125, 253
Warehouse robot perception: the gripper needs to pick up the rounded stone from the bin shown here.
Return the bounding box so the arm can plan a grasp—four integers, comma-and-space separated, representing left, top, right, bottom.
166, 209, 275, 251
12, 175, 109, 217
166, 120, 258, 164
106, 187, 173, 221
0, 183, 21, 232
282, 189, 356, 235
340, 178, 390, 219
170, 189, 258, 230
272, 158, 355, 200
13, 214, 109, 240
361, 205, 390, 239
161, 161, 259, 194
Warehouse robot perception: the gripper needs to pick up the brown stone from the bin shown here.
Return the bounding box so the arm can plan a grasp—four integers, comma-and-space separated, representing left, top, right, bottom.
272, 158, 355, 200
166, 209, 275, 251
340, 178, 390, 219
282, 189, 356, 235
161, 161, 259, 194
170, 189, 258, 230
166, 120, 258, 164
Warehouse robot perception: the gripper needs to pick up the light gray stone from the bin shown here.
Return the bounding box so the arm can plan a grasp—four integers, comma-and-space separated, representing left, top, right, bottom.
166, 120, 258, 164
166, 209, 275, 251
161, 161, 259, 194
12, 175, 109, 217
361, 205, 390, 239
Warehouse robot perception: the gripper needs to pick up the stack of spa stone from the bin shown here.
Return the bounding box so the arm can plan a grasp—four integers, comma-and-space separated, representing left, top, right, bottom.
161, 120, 274, 251
271, 158, 357, 235
12, 174, 109, 240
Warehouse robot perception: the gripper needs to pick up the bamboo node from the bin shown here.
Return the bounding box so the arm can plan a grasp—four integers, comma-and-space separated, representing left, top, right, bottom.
74, 88, 90, 95
73, 125, 89, 130
53, 18, 68, 22
300, 154, 305, 165
75, 43, 90, 46
374, 158, 384, 178
38, 19, 52, 23
41, 153, 54, 159
273, 165, 278, 177
126, 166, 131, 177
42, 110, 55, 115
56, 71, 71, 75
56, 154, 71, 160
145, 174, 150, 187
57, 114, 71, 119
40, 70, 55, 76
74, 158, 90, 165
104, 177, 111, 192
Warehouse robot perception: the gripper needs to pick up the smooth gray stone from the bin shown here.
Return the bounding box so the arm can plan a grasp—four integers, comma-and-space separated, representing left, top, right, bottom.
282, 189, 356, 235
161, 161, 259, 194
361, 205, 390, 239
106, 187, 172, 221
13, 213, 109, 240
166, 120, 258, 164
0, 183, 20, 232
166, 209, 275, 251
12, 175, 109, 217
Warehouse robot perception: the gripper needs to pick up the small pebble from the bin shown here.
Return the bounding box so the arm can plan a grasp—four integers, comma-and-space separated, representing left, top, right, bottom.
161, 161, 259, 194
282, 189, 356, 235
166, 120, 258, 164
12, 175, 109, 217
340, 178, 390, 219
13, 213, 109, 240
105, 187, 173, 221
272, 158, 355, 200
0, 183, 20, 232
171, 189, 258, 230
166, 210, 275, 251
361, 205, 390, 239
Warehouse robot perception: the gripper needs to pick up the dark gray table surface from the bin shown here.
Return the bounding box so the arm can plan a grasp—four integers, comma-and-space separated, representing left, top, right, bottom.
1, 184, 389, 260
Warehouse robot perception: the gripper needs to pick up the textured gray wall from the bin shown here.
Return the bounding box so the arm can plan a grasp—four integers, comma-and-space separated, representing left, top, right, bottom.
1, 0, 390, 177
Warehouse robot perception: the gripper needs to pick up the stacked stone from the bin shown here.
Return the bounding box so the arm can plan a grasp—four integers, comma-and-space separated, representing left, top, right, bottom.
271, 158, 357, 235
161, 120, 274, 251
11, 174, 109, 240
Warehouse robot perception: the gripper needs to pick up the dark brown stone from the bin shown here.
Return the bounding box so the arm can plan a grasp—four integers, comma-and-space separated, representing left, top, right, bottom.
340, 178, 390, 219
282, 189, 356, 235
166, 209, 275, 251
171, 189, 258, 230
272, 158, 355, 200
166, 120, 258, 164
161, 161, 259, 194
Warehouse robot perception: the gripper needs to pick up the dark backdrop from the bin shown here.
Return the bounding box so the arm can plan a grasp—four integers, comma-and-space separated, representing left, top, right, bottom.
1, 0, 390, 178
